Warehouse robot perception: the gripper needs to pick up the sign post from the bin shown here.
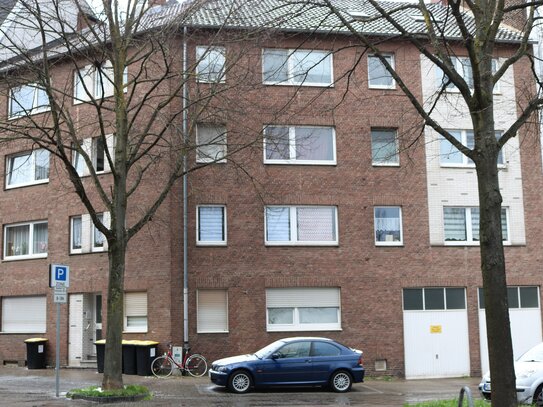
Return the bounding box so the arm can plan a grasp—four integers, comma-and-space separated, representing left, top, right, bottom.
50, 264, 69, 397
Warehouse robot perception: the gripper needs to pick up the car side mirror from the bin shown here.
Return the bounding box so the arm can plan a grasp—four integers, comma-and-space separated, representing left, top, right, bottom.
271, 353, 281, 360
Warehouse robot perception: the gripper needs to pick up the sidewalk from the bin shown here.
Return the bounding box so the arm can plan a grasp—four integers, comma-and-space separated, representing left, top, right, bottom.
0, 365, 483, 406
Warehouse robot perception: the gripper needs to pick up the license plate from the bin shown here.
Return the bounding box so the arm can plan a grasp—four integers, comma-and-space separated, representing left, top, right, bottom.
484, 383, 491, 391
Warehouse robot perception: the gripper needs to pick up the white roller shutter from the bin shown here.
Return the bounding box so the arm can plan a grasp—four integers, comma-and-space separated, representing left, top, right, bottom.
266, 287, 340, 308
197, 290, 228, 333
124, 292, 147, 332
2, 296, 46, 333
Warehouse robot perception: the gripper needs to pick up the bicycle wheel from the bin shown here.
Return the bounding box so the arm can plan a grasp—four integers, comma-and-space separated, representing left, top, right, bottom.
185, 354, 208, 377
151, 355, 174, 378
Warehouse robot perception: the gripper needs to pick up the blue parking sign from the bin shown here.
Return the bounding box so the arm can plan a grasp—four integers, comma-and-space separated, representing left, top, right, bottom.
50, 264, 70, 287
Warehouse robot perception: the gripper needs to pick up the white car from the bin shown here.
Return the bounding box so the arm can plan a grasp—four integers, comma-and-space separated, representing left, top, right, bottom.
479, 343, 543, 404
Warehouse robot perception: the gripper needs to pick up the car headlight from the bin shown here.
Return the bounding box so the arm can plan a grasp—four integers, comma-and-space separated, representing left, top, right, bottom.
216, 366, 229, 373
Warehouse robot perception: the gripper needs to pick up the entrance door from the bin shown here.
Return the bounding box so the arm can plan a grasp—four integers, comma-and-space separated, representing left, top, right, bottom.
479, 286, 542, 375
403, 287, 470, 379
68, 293, 102, 366
91, 294, 102, 356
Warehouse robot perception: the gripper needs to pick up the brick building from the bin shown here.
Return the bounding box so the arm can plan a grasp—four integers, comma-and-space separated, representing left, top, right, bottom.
0, 0, 541, 379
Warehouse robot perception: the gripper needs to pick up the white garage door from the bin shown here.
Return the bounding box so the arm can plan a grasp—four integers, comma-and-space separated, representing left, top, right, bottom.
403, 287, 470, 379
479, 286, 542, 375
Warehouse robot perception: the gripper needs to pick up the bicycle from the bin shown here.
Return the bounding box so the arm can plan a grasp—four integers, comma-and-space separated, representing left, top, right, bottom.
151, 343, 208, 378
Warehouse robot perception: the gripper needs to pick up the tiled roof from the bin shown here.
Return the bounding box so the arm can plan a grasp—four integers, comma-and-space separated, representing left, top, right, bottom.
149, 0, 524, 43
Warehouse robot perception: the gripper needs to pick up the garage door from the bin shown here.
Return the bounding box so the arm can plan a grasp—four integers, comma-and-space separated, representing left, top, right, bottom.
403, 287, 470, 379
479, 286, 542, 375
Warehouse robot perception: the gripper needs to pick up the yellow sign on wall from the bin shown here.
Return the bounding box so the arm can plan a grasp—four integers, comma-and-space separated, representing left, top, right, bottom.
430, 325, 442, 334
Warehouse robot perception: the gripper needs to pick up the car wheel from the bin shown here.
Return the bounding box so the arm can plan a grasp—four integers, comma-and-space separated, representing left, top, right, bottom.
330, 370, 352, 393
228, 370, 253, 394
534, 385, 543, 407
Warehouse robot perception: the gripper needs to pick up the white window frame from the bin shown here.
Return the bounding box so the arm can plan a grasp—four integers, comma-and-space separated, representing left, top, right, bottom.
439, 130, 505, 168
74, 61, 128, 104
1, 296, 47, 333
264, 205, 338, 246
196, 46, 226, 83
195, 124, 227, 163
72, 135, 115, 176
437, 57, 500, 93
371, 128, 399, 166
443, 206, 510, 246
123, 292, 148, 333
368, 54, 395, 89
374, 206, 403, 246
266, 288, 341, 332
5, 149, 50, 189
3, 220, 48, 260
263, 125, 337, 165
70, 213, 110, 254
9, 83, 50, 118
196, 205, 227, 246
262, 48, 333, 87
197, 289, 229, 333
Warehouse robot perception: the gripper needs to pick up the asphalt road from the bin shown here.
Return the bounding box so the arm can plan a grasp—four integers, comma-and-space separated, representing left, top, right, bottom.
0, 366, 483, 406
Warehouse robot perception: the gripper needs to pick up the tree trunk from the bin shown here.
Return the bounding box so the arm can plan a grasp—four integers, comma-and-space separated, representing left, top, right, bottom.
476, 154, 516, 406
102, 239, 126, 390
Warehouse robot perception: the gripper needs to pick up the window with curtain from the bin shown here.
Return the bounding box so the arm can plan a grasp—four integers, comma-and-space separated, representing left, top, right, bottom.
265, 206, 337, 245
440, 130, 504, 166
262, 48, 332, 86
264, 126, 336, 164
93, 213, 105, 250
70, 213, 109, 254
266, 287, 341, 331
124, 292, 147, 332
9, 83, 49, 117
196, 124, 227, 163
197, 289, 228, 333
368, 54, 395, 88
6, 149, 50, 188
197, 206, 226, 245
371, 129, 399, 165
444, 207, 508, 244
374, 206, 402, 245
196, 46, 226, 83
4, 221, 48, 259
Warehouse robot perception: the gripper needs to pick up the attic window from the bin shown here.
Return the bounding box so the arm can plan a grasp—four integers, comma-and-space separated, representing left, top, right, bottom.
411, 12, 442, 23
349, 10, 371, 21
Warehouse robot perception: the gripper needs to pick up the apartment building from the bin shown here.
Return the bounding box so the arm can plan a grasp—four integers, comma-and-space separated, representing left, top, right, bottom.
0, 0, 541, 378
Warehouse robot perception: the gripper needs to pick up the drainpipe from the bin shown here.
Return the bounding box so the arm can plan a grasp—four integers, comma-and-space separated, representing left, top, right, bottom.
182, 25, 189, 352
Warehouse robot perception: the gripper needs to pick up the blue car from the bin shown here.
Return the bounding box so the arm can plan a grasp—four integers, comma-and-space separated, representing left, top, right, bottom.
209, 337, 365, 393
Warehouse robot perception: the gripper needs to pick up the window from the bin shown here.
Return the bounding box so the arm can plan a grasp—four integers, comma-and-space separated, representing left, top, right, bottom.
4, 221, 48, 260
124, 292, 147, 333
443, 207, 508, 244
72, 135, 115, 176
265, 206, 338, 245
266, 288, 341, 331
197, 206, 226, 245
9, 83, 49, 117
74, 61, 127, 103
368, 54, 394, 89
276, 341, 311, 358
70, 212, 110, 254
403, 287, 466, 311
196, 46, 226, 83
440, 130, 504, 166
2, 296, 46, 333
196, 124, 227, 163
6, 149, 50, 188
374, 206, 402, 245
436, 57, 499, 92
264, 126, 336, 164
371, 129, 399, 165
197, 289, 228, 333
262, 48, 333, 86
479, 286, 539, 309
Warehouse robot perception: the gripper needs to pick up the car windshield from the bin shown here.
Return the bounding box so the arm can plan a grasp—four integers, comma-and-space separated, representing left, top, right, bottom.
518, 343, 543, 362
254, 340, 286, 359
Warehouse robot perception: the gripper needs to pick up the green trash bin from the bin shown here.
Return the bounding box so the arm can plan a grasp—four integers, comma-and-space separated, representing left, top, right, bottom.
94, 339, 106, 373
135, 341, 159, 376
122, 340, 138, 375
24, 338, 48, 369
